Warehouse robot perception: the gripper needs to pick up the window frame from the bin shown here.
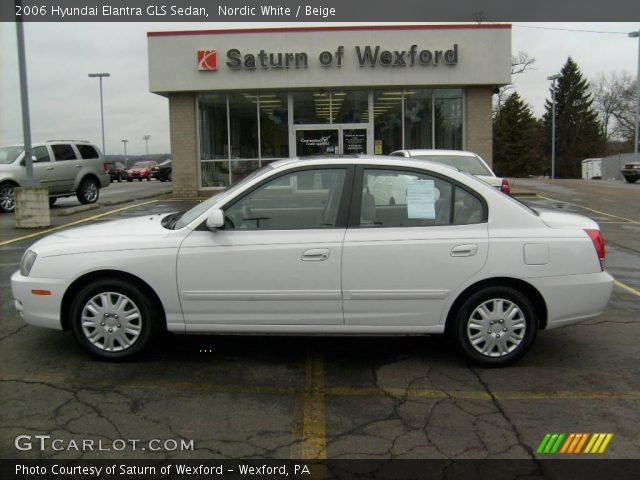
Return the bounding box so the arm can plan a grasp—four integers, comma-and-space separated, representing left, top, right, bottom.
347, 164, 488, 229
211, 164, 356, 231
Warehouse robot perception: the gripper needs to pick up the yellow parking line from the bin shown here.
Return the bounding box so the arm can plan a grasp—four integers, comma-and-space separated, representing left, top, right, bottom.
0, 200, 158, 247
614, 280, 640, 298
536, 194, 639, 224
300, 352, 327, 460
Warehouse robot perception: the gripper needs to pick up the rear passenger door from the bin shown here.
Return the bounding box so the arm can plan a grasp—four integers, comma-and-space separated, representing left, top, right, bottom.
342, 166, 489, 327
50, 144, 80, 191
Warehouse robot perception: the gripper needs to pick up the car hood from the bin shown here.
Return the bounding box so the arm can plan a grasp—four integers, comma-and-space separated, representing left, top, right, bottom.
29, 214, 184, 257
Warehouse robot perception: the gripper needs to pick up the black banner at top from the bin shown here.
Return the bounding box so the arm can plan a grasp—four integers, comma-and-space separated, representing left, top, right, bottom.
3, 0, 640, 22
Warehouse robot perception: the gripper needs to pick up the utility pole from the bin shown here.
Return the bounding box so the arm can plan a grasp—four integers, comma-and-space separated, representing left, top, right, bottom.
121, 139, 129, 167
143, 135, 151, 159
547, 74, 562, 179
88, 73, 110, 155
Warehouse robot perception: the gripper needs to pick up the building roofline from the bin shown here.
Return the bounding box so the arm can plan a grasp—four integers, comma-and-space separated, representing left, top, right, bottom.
147, 23, 511, 37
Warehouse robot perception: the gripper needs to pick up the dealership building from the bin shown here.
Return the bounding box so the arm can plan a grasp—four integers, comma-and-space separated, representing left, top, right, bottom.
147, 24, 511, 197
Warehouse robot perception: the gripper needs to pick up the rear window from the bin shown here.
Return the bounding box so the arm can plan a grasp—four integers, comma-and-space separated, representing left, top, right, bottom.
413, 154, 492, 176
51, 144, 77, 161
77, 144, 99, 159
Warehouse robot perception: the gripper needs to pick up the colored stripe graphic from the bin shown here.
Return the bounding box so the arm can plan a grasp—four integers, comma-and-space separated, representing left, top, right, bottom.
539, 433, 613, 454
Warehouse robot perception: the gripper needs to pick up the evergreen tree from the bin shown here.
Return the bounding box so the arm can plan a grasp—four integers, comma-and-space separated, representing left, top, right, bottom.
542, 58, 605, 178
493, 92, 542, 176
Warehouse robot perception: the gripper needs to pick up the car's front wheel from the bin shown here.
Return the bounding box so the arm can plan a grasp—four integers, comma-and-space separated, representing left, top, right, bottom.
624, 176, 638, 184
452, 286, 538, 367
0, 183, 16, 213
70, 279, 159, 360
77, 177, 99, 204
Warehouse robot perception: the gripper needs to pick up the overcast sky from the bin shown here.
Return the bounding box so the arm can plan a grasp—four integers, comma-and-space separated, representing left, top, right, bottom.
0, 22, 638, 155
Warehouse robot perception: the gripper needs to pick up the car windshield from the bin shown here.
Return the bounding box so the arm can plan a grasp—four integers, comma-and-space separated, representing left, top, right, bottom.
0, 146, 23, 164
133, 162, 151, 168
171, 163, 275, 230
413, 154, 493, 176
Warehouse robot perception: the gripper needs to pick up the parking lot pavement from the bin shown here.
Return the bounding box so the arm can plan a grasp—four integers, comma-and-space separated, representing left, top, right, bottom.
0, 182, 639, 460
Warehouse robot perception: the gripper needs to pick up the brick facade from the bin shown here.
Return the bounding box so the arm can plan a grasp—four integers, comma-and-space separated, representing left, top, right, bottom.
465, 86, 494, 167
169, 93, 198, 198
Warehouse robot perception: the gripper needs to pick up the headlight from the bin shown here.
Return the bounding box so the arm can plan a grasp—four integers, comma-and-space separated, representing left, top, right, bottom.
20, 250, 37, 276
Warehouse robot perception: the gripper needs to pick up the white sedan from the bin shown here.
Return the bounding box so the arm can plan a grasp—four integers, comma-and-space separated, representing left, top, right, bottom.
11, 157, 613, 366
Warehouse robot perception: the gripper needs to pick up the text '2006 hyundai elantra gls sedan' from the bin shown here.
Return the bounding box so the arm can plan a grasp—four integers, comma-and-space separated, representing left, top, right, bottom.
11, 156, 614, 366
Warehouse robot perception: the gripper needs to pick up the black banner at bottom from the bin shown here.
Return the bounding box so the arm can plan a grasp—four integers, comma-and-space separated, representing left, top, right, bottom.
3, 459, 640, 480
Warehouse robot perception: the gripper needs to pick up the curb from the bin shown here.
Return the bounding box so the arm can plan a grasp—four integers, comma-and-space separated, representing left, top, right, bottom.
135, 189, 173, 200
55, 203, 101, 217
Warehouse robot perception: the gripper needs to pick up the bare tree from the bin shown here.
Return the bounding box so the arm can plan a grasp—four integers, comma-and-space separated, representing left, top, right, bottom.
590, 71, 636, 142
494, 52, 536, 114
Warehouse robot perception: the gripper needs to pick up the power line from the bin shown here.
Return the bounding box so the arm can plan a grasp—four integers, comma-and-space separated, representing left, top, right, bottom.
514, 25, 630, 35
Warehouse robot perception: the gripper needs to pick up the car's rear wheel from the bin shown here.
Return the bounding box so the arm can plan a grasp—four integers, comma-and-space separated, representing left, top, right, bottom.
77, 177, 99, 204
452, 286, 538, 367
624, 176, 638, 184
70, 279, 159, 360
0, 183, 16, 213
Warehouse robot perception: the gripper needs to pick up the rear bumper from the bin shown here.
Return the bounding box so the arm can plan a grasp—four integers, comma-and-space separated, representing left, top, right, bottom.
527, 271, 614, 329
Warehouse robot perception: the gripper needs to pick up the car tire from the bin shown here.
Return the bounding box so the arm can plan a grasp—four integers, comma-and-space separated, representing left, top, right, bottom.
138, 178, 143, 182
167, 171, 172, 182
48, 197, 57, 207
76, 177, 100, 205
127, 178, 132, 182
70, 278, 160, 360
117, 173, 123, 182
0, 182, 16, 213
624, 176, 638, 184
452, 286, 538, 367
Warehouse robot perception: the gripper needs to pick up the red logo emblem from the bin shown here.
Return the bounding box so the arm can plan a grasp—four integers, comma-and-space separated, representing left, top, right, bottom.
197, 50, 217, 71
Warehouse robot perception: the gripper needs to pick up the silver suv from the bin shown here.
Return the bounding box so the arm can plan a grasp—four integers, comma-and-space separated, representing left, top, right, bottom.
0, 140, 110, 213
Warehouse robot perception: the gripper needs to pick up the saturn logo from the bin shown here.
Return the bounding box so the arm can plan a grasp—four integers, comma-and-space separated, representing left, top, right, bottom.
197, 50, 217, 71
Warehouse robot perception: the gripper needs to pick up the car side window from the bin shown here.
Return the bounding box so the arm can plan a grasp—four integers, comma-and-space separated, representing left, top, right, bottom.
453, 186, 485, 225
360, 169, 452, 227
224, 169, 346, 230
51, 144, 77, 161
77, 144, 99, 159
31, 146, 51, 163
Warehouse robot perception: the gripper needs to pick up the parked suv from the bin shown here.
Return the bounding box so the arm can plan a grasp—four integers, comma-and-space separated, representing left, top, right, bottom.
0, 140, 110, 212
621, 160, 640, 183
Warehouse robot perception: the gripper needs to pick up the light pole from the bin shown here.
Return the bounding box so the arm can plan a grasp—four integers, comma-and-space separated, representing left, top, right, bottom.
121, 139, 128, 167
547, 74, 562, 179
143, 135, 151, 159
630, 30, 640, 156
88, 73, 110, 155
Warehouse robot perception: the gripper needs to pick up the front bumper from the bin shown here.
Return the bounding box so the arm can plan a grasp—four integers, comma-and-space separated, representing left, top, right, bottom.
11, 271, 68, 330
527, 271, 614, 329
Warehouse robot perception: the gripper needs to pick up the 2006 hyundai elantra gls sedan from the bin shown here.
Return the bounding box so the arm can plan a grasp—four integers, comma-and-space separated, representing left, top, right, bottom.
11, 156, 614, 366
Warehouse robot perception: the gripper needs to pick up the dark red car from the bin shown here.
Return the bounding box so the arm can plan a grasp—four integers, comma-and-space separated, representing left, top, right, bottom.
126, 161, 157, 182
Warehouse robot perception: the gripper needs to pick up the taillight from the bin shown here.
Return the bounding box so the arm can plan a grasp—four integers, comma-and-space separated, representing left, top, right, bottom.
500, 178, 510, 194
584, 229, 605, 271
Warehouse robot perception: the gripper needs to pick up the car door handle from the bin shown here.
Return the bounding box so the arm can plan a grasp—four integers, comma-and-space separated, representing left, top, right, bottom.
301, 248, 330, 261
75, 164, 82, 168
45, 167, 54, 170
451, 244, 478, 257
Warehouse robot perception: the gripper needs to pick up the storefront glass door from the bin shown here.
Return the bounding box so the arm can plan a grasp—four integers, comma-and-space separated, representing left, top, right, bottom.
295, 127, 368, 157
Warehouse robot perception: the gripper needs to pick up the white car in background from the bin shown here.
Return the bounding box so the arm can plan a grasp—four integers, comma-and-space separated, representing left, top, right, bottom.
11, 156, 612, 366
391, 149, 511, 194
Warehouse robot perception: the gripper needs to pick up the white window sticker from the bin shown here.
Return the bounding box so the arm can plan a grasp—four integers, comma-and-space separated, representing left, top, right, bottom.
407, 179, 436, 219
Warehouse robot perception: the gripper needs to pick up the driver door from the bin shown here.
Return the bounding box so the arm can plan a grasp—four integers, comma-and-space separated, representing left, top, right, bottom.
177, 166, 352, 327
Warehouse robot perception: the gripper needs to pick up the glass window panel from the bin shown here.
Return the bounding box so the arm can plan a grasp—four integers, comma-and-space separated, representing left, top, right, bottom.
361, 169, 452, 227
259, 93, 289, 158
228, 93, 259, 159
453, 186, 485, 225
32, 146, 51, 163
231, 160, 261, 184
332, 90, 368, 124
225, 169, 347, 230
404, 89, 433, 149
342, 129, 367, 154
201, 161, 230, 188
373, 90, 403, 155
293, 91, 330, 124
434, 89, 463, 150
296, 129, 339, 157
51, 144, 77, 161
199, 94, 228, 160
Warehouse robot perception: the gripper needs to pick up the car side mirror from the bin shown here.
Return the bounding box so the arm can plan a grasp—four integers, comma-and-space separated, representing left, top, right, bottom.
205, 209, 225, 230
